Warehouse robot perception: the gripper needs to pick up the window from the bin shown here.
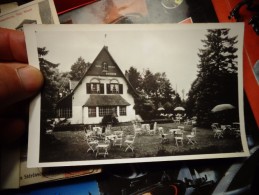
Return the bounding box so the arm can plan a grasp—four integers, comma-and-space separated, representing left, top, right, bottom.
110, 83, 119, 93
57, 107, 72, 118
119, 106, 126, 116
88, 107, 96, 117
91, 83, 100, 93
102, 62, 108, 72
107, 83, 123, 94
99, 106, 117, 117
86, 83, 104, 94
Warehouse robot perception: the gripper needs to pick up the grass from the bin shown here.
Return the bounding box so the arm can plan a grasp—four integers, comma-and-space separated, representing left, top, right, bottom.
40, 123, 243, 163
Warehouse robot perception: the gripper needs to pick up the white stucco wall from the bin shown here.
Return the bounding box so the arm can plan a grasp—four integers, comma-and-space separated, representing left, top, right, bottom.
71, 75, 136, 124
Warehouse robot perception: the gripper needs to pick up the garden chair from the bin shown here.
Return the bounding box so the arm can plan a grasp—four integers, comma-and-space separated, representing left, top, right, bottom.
96, 139, 110, 158
177, 126, 185, 131
133, 123, 142, 135
186, 127, 197, 145
158, 127, 169, 144
113, 131, 123, 147
105, 124, 112, 134
174, 130, 184, 147
125, 135, 136, 152
211, 123, 224, 139
85, 134, 99, 153
147, 122, 157, 135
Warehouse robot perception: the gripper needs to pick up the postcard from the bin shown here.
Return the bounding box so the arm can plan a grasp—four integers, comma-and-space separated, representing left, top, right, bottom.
0, 2, 18, 14
0, 0, 59, 30
24, 23, 249, 167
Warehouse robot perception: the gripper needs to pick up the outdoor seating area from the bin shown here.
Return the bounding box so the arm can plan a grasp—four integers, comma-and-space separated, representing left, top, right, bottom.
211, 122, 240, 139
42, 120, 243, 162
83, 122, 203, 158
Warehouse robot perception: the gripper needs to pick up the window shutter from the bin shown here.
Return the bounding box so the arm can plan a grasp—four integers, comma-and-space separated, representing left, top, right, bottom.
86, 83, 91, 94
119, 84, 123, 94
107, 84, 111, 94
100, 84, 104, 94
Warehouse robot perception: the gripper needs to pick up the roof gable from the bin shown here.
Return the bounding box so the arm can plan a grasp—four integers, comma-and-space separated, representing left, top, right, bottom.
86, 46, 124, 77
71, 46, 138, 96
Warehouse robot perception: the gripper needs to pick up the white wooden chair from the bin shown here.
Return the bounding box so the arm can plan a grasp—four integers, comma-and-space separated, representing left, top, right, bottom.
174, 130, 184, 147
147, 122, 157, 135
113, 131, 123, 147
186, 127, 197, 145
133, 123, 142, 135
125, 135, 136, 152
85, 133, 99, 153
211, 123, 224, 139
158, 127, 169, 144
177, 125, 185, 131
96, 140, 110, 158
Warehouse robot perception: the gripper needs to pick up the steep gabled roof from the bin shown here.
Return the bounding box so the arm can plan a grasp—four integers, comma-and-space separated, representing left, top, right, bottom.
71, 46, 138, 96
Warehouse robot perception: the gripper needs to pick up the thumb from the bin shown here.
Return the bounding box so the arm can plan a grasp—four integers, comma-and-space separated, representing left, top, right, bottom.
0, 63, 43, 110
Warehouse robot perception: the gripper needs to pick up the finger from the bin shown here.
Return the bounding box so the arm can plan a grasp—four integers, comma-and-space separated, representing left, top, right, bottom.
0, 99, 29, 117
0, 27, 27, 63
0, 63, 43, 110
0, 118, 26, 145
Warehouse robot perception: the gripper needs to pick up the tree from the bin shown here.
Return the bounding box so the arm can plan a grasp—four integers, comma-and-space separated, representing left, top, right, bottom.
127, 67, 178, 120
186, 29, 239, 127
70, 57, 90, 81
38, 47, 60, 120
127, 66, 142, 91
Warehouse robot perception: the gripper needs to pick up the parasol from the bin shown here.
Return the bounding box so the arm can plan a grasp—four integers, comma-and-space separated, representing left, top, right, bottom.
174, 106, 185, 111
211, 104, 235, 113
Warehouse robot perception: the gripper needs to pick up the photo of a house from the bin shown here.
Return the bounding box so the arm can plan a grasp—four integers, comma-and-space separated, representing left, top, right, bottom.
24, 24, 249, 167
56, 46, 137, 125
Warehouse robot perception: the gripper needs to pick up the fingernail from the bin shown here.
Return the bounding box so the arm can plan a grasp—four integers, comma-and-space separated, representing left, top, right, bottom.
17, 66, 43, 92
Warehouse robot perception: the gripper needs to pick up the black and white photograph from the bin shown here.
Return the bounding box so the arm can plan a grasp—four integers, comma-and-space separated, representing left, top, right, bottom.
24, 23, 249, 167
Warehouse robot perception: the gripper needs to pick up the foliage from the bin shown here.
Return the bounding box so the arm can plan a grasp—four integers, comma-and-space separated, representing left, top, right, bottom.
185, 29, 239, 127
58, 72, 71, 98
70, 56, 90, 81
101, 115, 119, 126
127, 67, 181, 120
127, 66, 142, 91
38, 47, 60, 120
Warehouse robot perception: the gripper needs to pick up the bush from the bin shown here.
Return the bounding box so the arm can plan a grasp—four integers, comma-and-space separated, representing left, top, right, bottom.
101, 115, 119, 126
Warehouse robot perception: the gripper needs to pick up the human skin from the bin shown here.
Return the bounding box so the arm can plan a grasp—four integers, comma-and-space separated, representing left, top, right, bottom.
0, 28, 43, 144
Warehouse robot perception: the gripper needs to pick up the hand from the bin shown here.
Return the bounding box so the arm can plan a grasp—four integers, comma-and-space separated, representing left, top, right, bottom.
0, 28, 43, 144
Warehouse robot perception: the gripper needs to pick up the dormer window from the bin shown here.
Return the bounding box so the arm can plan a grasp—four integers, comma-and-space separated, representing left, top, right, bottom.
102, 62, 108, 72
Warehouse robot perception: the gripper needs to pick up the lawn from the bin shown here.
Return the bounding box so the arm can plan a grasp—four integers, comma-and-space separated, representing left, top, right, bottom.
40, 123, 244, 163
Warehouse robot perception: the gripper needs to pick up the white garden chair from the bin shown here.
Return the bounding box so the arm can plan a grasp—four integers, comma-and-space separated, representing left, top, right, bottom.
186, 127, 197, 145
175, 130, 184, 147
211, 123, 224, 139
113, 131, 123, 147
125, 135, 136, 152
147, 122, 157, 135
133, 123, 142, 135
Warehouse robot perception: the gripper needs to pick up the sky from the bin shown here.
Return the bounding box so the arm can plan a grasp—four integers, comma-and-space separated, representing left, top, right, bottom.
34, 24, 242, 98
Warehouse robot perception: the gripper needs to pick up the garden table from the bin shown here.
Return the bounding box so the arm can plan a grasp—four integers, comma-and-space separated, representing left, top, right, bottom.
96, 143, 109, 157
169, 128, 181, 135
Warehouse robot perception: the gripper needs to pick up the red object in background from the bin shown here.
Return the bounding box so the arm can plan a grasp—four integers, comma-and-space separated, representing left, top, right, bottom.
53, 0, 99, 15
212, 0, 259, 127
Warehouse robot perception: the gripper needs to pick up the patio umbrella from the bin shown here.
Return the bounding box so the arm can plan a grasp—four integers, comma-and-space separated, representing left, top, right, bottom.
174, 106, 185, 111
211, 104, 235, 113
157, 107, 165, 111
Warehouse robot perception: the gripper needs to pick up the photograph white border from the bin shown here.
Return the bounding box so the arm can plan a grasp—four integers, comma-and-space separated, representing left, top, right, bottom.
24, 23, 249, 167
